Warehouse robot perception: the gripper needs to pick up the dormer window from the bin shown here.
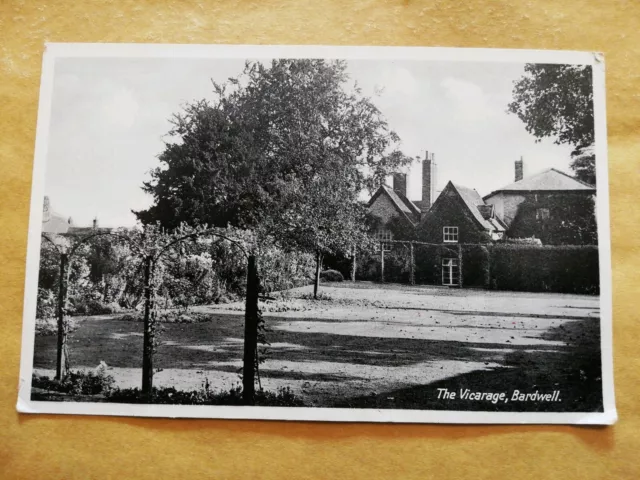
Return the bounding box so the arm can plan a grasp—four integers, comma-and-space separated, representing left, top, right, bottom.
443, 226, 458, 243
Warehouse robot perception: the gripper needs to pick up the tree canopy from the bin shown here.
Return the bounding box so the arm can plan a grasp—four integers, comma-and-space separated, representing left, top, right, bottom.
135, 59, 411, 253
507, 64, 596, 185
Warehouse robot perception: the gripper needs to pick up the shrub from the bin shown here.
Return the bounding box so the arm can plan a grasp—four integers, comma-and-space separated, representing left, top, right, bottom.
32, 366, 115, 395
70, 297, 121, 316
35, 317, 79, 336
105, 384, 304, 406
36, 288, 57, 320
119, 310, 213, 323
320, 269, 344, 282
258, 247, 315, 293
413, 244, 447, 286
488, 244, 599, 294
460, 245, 490, 288
297, 292, 333, 301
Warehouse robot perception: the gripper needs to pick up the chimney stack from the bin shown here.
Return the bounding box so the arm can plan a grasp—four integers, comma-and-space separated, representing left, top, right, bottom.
392, 172, 407, 198
93, 217, 99, 229
421, 151, 436, 211
515, 157, 524, 182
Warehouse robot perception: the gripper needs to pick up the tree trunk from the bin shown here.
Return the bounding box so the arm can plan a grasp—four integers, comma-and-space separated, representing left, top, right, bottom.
350, 246, 356, 282
141, 256, 154, 402
409, 242, 415, 285
55, 253, 69, 381
243, 255, 259, 405
380, 247, 385, 283
313, 250, 323, 299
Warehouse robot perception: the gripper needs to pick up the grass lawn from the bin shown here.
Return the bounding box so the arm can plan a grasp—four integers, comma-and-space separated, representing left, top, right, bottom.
32, 281, 603, 411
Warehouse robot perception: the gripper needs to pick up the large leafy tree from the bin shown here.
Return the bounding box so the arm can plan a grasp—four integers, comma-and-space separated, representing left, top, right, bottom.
508, 64, 596, 185
135, 59, 410, 233
135, 59, 411, 401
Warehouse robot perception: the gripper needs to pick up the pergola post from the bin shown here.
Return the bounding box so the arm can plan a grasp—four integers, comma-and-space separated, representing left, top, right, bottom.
409, 242, 415, 285
243, 255, 259, 405
55, 252, 69, 380
141, 255, 155, 402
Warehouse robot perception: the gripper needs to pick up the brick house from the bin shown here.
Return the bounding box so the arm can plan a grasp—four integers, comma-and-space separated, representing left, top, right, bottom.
483, 160, 597, 245
364, 155, 597, 286
417, 181, 506, 286
418, 181, 506, 245
366, 151, 436, 249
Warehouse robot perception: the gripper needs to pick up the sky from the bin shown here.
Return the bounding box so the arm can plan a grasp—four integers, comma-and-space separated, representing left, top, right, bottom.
44, 56, 575, 227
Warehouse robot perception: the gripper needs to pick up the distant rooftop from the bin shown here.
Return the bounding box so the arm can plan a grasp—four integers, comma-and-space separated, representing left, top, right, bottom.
485, 168, 595, 198
42, 196, 110, 236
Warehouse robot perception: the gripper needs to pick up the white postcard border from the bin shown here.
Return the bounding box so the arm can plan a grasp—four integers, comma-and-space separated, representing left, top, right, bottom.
17, 43, 616, 425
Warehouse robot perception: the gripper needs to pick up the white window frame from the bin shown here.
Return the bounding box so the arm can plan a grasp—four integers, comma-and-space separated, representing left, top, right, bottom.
375, 229, 393, 252
536, 208, 550, 221
442, 258, 460, 286
443, 226, 459, 243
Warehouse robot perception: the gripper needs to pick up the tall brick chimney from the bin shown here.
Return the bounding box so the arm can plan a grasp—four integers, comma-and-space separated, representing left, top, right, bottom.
515, 156, 524, 182
421, 151, 436, 211
392, 172, 407, 198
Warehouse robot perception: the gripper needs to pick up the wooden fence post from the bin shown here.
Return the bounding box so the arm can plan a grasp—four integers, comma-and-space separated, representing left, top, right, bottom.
409, 242, 415, 285
243, 255, 259, 405
55, 253, 69, 380
141, 255, 155, 402
457, 244, 463, 288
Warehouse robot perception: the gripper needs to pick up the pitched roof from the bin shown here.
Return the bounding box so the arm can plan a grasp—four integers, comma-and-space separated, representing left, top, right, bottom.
393, 188, 422, 216
488, 217, 506, 232
476, 204, 494, 220
450, 183, 494, 230
367, 185, 420, 225
484, 168, 596, 199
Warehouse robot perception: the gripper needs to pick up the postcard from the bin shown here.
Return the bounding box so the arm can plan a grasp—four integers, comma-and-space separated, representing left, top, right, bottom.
18, 43, 615, 424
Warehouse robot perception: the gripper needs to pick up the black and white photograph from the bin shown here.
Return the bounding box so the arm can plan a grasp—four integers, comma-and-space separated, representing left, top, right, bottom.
18, 44, 615, 424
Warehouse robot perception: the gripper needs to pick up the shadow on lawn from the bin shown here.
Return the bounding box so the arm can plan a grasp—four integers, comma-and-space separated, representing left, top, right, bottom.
336, 318, 603, 412
32, 309, 603, 412
35, 312, 555, 371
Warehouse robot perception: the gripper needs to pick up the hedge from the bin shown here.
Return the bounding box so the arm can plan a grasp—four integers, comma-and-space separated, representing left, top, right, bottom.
488, 244, 599, 294
330, 243, 600, 295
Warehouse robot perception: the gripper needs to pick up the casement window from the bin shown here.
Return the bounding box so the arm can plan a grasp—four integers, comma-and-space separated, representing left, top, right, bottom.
536, 208, 550, 221
443, 226, 458, 243
375, 229, 393, 252
442, 258, 459, 286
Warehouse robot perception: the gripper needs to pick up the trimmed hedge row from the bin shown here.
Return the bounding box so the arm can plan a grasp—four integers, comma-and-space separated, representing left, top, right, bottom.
328, 244, 599, 295
489, 244, 599, 294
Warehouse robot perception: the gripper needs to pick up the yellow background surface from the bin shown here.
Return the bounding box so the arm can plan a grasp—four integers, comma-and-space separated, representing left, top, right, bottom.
1, 1, 638, 478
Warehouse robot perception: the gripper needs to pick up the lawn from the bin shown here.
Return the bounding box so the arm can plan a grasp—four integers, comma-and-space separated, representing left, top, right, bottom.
32, 281, 603, 411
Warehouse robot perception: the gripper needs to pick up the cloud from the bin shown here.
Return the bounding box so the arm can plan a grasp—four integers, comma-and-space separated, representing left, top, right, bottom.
441, 77, 498, 122
377, 66, 421, 97
102, 86, 140, 129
